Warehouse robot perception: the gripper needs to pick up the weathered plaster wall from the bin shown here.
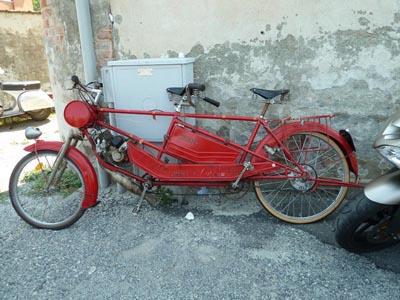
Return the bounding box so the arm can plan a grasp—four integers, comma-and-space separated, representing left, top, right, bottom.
39, 0, 111, 136
39, 0, 110, 136
109, 0, 400, 178
40, 0, 400, 178
0, 11, 49, 108
0, 11, 49, 86
40, 0, 83, 136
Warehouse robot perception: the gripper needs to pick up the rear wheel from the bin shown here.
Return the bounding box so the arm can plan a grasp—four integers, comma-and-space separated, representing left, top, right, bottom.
254, 132, 350, 223
28, 108, 52, 121
335, 194, 400, 252
9, 150, 85, 229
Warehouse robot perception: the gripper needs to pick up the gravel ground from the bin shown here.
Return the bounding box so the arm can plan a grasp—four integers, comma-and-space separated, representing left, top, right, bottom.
1, 191, 400, 300
1, 116, 400, 299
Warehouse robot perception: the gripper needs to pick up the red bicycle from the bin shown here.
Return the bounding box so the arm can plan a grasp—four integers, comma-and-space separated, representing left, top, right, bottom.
9, 76, 360, 229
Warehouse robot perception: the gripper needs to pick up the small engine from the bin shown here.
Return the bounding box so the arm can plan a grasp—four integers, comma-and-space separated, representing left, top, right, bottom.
91, 129, 128, 165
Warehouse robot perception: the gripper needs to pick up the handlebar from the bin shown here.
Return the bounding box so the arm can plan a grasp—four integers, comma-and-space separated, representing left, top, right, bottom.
72, 75, 220, 108
202, 96, 220, 107
186, 83, 219, 107
71, 75, 80, 85
71, 75, 102, 104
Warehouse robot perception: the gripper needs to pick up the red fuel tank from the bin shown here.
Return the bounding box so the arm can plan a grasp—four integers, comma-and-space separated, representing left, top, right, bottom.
165, 125, 242, 163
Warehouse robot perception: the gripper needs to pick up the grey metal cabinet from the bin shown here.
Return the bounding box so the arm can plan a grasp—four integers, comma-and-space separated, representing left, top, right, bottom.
101, 58, 195, 142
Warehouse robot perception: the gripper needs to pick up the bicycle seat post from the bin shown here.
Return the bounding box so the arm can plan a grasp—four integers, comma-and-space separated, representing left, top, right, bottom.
260, 103, 270, 118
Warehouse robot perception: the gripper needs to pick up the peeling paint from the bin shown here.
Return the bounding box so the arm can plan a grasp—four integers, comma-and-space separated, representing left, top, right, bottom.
0, 14, 49, 85
185, 17, 400, 177
44, 0, 400, 178
0, 12, 50, 109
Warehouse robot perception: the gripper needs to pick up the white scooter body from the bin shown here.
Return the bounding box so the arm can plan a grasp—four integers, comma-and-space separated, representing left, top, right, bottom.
0, 81, 54, 121
364, 111, 400, 205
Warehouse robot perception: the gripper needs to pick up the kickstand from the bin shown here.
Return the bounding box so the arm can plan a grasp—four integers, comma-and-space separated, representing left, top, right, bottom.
134, 183, 148, 214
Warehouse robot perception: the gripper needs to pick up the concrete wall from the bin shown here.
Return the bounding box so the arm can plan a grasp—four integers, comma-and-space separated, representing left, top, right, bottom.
39, 0, 111, 136
0, 11, 48, 84
40, 0, 83, 136
109, 0, 400, 178
41, 0, 400, 178
0, 10, 49, 108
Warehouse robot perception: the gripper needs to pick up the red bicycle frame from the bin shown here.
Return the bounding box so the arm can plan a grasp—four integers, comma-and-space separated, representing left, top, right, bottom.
74, 105, 359, 188
13, 77, 363, 227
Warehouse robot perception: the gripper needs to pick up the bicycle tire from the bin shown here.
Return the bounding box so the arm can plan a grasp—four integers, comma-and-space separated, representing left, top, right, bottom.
9, 150, 85, 230
254, 132, 350, 224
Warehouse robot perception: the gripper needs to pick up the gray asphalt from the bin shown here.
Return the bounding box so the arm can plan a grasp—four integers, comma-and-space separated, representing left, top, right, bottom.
1, 187, 400, 300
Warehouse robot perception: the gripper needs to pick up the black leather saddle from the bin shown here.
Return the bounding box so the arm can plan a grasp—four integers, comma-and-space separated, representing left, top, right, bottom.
250, 88, 289, 101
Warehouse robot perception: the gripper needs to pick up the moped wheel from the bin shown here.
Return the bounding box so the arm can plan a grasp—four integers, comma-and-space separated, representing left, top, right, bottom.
254, 132, 350, 224
28, 108, 52, 121
335, 194, 400, 253
9, 150, 85, 230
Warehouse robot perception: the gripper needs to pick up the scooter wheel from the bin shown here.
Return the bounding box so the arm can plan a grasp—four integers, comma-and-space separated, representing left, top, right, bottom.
28, 108, 52, 121
335, 193, 400, 253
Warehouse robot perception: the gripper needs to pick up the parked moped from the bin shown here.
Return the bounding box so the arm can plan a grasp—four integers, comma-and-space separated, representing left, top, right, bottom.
335, 111, 400, 252
0, 80, 54, 121
9, 76, 360, 229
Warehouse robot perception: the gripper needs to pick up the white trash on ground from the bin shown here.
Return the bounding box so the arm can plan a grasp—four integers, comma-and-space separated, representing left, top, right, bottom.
184, 212, 194, 220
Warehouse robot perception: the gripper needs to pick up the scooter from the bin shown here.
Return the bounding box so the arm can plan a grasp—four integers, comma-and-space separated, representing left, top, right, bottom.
335, 111, 400, 252
0, 80, 54, 121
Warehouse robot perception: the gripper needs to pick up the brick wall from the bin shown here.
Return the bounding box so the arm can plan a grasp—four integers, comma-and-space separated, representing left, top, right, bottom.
40, 0, 64, 52
40, 0, 114, 72
95, 25, 114, 69
0, 1, 13, 10
0, 0, 33, 11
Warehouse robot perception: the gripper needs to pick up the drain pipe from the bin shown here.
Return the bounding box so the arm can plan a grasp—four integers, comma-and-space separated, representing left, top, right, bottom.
75, 0, 97, 82
76, 0, 110, 189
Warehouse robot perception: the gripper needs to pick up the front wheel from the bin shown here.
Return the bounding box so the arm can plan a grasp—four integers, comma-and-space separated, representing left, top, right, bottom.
254, 132, 350, 223
9, 150, 86, 229
335, 194, 400, 253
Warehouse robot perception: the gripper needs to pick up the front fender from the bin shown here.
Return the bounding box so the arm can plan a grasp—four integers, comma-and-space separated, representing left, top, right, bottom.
253, 122, 358, 175
365, 169, 400, 205
24, 140, 98, 209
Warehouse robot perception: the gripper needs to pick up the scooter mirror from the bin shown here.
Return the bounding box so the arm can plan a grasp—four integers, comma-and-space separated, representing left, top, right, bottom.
108, 13, 114, 25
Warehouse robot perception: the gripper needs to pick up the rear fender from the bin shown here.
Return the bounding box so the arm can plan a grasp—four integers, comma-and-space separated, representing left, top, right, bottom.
24, 140, 98, 209
253, 122, 358, 175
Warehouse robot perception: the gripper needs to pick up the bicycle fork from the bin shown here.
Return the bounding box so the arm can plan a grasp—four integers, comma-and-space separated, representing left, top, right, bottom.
44, 133, 79, 190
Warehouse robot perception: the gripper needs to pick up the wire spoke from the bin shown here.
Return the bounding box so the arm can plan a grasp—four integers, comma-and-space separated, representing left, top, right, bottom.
255, 132, 349, 223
